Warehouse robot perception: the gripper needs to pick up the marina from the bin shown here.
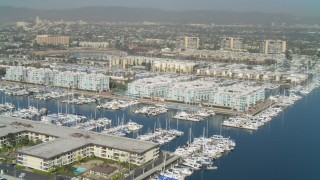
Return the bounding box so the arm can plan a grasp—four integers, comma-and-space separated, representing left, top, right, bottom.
97, 99, 140, 110
134, 106, 168, 116
137, 128, 184, 145
101, 120, 143, 136
0, 77, 320, 180
61, 94, 97, 105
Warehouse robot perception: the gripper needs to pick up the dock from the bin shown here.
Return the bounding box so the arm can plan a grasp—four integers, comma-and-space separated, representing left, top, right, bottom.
130, 154, 181, 180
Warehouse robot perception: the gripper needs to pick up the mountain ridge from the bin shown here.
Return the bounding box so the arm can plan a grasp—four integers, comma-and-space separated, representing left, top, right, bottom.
0, 6, 318, 25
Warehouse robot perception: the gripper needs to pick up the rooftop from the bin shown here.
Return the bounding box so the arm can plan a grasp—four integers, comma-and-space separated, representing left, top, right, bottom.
0, 116, 158, 159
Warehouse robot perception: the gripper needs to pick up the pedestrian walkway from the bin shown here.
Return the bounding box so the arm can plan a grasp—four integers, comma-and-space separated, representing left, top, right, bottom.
133, 155, 181, 180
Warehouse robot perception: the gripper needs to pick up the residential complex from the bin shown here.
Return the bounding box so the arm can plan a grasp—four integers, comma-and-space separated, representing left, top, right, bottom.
152, 60, 197, 74
196, 66, 308, 83
259, 40, 286, 54
220, 37, 244, 51
0, 116, 159, 172
209, 83, 265, 111
180, 36, 200, 50
109, 56, 198, 74
128, 75, 265, 111
36, 35, 70, 46
181, 49, 285, 61
52, 71, 79, 88
4, 66, 110, 92
78, 73, 110, 92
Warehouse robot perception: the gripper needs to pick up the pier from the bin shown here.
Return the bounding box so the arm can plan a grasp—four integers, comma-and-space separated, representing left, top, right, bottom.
132, 154, 181, 180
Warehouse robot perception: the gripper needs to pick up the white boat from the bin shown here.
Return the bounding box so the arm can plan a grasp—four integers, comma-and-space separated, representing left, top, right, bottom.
206, 165, 217, 170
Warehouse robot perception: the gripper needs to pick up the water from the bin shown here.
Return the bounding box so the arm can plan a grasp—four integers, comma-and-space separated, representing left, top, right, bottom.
1, 88, 320, 180
73, 167, 86, 175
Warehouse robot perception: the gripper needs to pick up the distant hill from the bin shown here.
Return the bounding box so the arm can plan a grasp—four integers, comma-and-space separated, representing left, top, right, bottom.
0, 6, 318, 25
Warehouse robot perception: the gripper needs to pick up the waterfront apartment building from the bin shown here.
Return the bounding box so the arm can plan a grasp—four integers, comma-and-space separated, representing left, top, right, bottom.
5, 66, 27, 82
53, 71, 79, 88
128, 76, 265, 111
5, 66, 110, 92
220, 37, 244, 51
78, 73, 110, 92
209, 83, 265, 111
36, 35, 70, 46
128, 75, 192, 99
180, 36, 200, 50
79, 41, 109, 48
25, 68, 53, 85
259, 40, 286, 54
0, 117, 159, 172
166, 80, 216, 103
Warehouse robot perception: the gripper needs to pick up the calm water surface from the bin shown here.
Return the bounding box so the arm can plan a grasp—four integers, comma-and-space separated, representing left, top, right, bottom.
1, 88, 319, 180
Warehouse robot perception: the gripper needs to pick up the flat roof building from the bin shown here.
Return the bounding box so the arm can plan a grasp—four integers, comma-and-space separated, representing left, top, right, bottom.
0, 116, 159, 172
180, 36, 200, 50
36, 35, 70, 46
220, 37, 244, 51
259, 40, 286, 54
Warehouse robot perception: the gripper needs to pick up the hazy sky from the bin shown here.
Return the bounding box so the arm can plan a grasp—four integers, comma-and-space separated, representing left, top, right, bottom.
1, 0, 319, 17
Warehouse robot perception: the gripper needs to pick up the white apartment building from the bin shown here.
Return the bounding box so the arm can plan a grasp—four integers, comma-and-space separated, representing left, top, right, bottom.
128, 76, 265, 111
25, 68, 53, 85
166, 80, 216, 103
78, 73, 110, 92
209, 83, 265, 111
5, 66, 27, 82
5, 66, 110, 92
53, 71, 79, 88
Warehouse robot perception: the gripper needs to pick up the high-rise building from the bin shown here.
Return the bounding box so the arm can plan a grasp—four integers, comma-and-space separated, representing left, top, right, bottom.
259, 40, 286, 54
220, 37, 243, 51
36, 35, 70, 46
35, 16, 43, 25
180, 36, 200, 50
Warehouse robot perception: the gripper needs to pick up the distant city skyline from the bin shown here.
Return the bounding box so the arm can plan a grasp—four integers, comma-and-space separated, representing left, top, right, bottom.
0, 0, 319, 17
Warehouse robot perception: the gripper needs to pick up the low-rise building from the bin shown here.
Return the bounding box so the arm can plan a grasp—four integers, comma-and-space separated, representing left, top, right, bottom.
89, 164, 117, 177
0, 116, 159, 172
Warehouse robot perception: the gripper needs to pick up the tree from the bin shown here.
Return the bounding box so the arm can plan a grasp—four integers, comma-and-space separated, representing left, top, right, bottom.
77, 155, 82, 165
145, 62, 152, 71
0, 68, 6, 76
285, 50, 292, 60
6, 133, 16, 147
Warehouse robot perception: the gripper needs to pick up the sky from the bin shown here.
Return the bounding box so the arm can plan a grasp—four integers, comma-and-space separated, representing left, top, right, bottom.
0, 0, 319, 17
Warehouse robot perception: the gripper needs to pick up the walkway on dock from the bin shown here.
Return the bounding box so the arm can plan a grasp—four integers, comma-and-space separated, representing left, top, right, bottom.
127, 154, 181, 180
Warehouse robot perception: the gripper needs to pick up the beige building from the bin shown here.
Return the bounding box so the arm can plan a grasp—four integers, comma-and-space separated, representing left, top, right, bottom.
36, 35, 70, 46
152, 60, 197, 74
259, 40, 286, 54
220, 37, 244, 51
0, 117, 159, 172
180, 36, 200, 50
